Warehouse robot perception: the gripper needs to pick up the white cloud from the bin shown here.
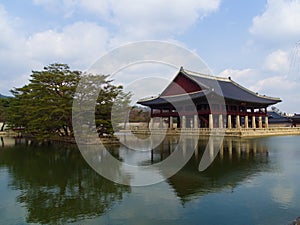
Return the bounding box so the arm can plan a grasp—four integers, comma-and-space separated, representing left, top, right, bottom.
218, 67, 300, 112
0, 5, 31, 93
263, 49, 289, 73
250, 75, 300, 113
0, 4, 111, 94
0, 1, 221, 95
219, 68, 254, 79
218, 68, 259, 86
250, 0, 300, 44
26, 22, 110, 68
111, 0, 220, 43
32, 0, 77, 18
32, 0, 221, 40
250, 76, 296, 93
78, 0, 111, 18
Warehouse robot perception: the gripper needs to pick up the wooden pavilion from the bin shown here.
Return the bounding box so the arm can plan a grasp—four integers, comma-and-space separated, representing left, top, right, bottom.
137, 67, 281, 129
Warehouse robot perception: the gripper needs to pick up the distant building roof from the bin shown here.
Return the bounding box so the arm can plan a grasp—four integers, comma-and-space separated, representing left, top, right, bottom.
267, 111, 291, 124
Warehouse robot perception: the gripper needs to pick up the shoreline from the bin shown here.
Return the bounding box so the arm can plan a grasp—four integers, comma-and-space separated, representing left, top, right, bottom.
129, 127, 300, 137
0, 133, 121, 146
2, 127, 300, 146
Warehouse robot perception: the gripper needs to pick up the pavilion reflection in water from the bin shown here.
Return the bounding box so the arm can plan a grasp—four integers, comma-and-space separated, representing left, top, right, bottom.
119, 134, 270, 203
0, 135, 271, 222
118, 134, 268, 162
159, 136, 269, 204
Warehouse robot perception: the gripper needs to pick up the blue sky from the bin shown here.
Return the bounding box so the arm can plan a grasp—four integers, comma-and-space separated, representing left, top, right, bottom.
1, 0, 300, 113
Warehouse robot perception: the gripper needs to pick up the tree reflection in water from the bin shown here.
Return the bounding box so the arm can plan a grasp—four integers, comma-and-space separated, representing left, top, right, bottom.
0, 142, 130, 225
0, 136, 274, 224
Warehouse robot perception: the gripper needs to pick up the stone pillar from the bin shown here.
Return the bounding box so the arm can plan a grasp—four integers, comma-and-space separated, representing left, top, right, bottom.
169, 116, 173, 129
209, 114, 213, 129
149, 118, 154, 129
228, 138, 232, 160
169, 138, 173, 153
182, 137, 186, 157
219, 114, 223, 128
190, 117, 193, 128
258, 116, 263, 128
252, 116, 256, 128
160, 141, 164, 160
159, 117, 163, 128
265, 116, 269, 128
253, 143, 257, 154
246, 142, 250, 159
236, 115, 240, 128
219, 143, 224, 161
236, 140, 241, 160
209, 138, 214, 159
245, 115, 249, 128
227, 115, 232, 128
194, 115, 199, 128
181, 115, 186, 129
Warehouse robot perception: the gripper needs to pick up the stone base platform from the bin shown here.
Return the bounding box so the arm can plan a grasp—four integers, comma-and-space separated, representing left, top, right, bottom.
129, 127, 300, 137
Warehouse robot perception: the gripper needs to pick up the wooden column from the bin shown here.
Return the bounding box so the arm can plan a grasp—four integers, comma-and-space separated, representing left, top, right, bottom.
209, 114, 213, 129
228, 115, 232, 128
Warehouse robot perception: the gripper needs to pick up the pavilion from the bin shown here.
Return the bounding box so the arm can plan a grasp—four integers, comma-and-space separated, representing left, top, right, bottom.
137, 67, 281, 129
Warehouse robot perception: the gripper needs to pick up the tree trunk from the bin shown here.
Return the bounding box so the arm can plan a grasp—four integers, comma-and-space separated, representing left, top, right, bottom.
0, 121, 5, 131
0, 137, 4, 147
63, 125, 69, 136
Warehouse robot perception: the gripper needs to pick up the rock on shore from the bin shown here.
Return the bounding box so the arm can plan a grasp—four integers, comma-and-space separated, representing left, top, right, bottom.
289, 217, 300, 225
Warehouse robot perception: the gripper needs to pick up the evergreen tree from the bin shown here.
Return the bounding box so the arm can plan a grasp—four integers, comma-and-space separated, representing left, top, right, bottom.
7, 63, 130, 139
0, 98, 10, 131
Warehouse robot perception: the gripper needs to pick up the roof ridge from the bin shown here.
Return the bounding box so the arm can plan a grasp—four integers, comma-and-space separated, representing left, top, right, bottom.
181, 67, 281, 101
181, 67, 230, 82
138, 95, 159, 102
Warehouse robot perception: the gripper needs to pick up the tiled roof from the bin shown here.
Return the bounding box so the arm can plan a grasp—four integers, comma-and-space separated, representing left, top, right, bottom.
138, 67, 281, 107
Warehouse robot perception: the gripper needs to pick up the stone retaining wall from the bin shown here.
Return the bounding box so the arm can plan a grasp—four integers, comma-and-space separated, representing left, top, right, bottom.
130, 127, 300, 137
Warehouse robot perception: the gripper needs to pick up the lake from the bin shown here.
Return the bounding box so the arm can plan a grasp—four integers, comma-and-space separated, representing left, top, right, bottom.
0, 135, 300, 225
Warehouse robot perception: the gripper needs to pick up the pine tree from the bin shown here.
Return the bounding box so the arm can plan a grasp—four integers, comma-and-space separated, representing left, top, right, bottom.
7, 63, 130, 140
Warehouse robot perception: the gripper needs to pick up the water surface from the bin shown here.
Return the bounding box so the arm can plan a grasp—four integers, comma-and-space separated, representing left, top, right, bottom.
0, 135, 300, 225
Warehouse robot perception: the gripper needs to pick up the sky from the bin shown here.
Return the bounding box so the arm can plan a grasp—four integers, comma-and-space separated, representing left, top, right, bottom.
1, 0, 300, 113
